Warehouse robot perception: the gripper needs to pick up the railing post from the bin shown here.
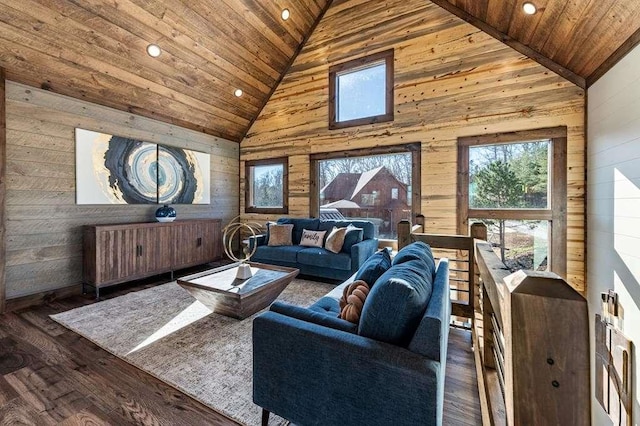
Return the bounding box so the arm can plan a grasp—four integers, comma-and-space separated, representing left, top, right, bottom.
397, 220, 411, 250
469, 222, 487, 316
470, 222, 487, 241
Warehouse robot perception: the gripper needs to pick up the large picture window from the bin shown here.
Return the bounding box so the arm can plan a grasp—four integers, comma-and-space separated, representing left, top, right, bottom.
310, 144, 420, 239
457, 127, 567, 276
245, 157, 288, 214
328, 50, 394, 129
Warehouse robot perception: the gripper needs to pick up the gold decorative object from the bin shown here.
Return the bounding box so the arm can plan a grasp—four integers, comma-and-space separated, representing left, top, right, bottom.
222, 216, 264, 280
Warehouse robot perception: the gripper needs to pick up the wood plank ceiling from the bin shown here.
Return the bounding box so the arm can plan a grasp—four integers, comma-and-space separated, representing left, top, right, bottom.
0, 0, 330, 142
441, 0, 640, 87
0, 0, 638, 140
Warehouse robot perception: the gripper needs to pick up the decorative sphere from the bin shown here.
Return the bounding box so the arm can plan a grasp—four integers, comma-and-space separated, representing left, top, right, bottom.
155, 204, 176, 222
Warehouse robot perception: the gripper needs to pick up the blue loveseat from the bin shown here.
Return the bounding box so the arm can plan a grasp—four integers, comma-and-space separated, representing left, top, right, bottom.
253, 242, 451, 426
249, 218, 379, 281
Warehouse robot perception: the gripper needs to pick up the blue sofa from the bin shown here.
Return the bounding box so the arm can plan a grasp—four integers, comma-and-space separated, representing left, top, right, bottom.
249, 218, 379, 281
253, 242, 451, 426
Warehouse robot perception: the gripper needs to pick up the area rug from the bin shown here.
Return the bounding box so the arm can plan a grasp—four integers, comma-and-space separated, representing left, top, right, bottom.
50, 278, 335, 426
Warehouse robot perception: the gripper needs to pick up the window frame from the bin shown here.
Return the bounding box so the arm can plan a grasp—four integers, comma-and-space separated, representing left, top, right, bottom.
328, 49, 394, 130
244, 157, 289, 214
310, 143, 421, 221
457, 127, 567, 276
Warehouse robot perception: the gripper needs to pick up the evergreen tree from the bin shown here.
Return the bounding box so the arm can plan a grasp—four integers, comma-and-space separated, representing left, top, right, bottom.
472, 160, 524, 260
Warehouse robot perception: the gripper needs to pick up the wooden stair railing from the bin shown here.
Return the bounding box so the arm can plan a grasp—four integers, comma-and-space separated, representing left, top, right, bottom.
473, 239, 590, 425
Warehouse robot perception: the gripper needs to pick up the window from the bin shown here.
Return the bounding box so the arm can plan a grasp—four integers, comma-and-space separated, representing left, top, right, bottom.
245, 157, 288, 214
458, 127, 567, 276
329, 50, 394, 129
311, 144, 420, 239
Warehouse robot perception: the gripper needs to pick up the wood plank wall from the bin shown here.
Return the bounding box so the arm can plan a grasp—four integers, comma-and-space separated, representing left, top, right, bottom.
4, 81, 239, 302
0, 68, 6, 313
240, 0, 586, 292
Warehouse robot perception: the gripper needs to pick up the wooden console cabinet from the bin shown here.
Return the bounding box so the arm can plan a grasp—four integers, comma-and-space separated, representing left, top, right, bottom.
83, 219, 222, 297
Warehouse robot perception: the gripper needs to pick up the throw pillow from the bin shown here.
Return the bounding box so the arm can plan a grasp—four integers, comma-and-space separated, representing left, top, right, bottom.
339, 280, 370, 324
267, 224, 294, 246
341, 225, 364, 253
358, 259, 434, 346
299, 229, 327, 247
324, 226, 348, 253
354, 249, 392, 285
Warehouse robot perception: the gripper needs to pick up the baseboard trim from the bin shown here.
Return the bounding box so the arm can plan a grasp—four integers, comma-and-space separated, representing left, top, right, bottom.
6, 284, 82, 312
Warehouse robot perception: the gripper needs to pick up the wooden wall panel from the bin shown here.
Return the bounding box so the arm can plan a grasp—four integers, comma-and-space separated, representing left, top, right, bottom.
240, 0, 586, 292
0, 68, 6, 313
4, 81, 239, 300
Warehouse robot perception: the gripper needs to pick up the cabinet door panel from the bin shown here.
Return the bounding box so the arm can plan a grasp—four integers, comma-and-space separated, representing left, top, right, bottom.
173, 223, 203, 268
203, 221, 222, 261
99, 229, 136, 283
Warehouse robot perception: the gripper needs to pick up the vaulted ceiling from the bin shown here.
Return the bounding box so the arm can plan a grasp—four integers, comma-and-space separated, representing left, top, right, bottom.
0, 0, 330, 142
0, 0, 638, 142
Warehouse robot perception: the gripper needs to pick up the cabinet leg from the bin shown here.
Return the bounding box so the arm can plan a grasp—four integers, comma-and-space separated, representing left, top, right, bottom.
261, 409, 269, 426
95, 287, 100, 301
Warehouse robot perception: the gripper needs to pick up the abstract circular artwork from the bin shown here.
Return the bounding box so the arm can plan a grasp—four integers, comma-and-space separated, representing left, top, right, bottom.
75, 128, 210, 205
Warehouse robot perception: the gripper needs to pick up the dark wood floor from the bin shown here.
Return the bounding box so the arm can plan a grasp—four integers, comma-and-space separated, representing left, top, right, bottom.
0, 276, 482, 426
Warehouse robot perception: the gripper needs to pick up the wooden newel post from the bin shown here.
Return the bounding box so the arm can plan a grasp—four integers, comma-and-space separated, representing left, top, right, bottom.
397, 220, 411, 250
503, 270, 590, 425
415, 214, 425, 230
470, 222, 487, 241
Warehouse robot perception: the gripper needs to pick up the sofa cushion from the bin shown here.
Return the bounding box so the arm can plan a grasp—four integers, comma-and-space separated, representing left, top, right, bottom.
299, 229, 326, 247
277, 218, 320, 245
392, 241, 435, 271
267, 223, 293, 246
270, 301, 357, 334
341, 225, 365, 253
317, 220, 337, 237
254, 245, 306, 263
324, 226, 348, 253
297, 247, 352, 271
358, 259, 434, 346
310, 295, 341, 315
354, 249, 391, 285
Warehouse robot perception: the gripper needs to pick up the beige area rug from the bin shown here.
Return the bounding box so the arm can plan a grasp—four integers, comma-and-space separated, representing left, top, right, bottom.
51, 278, 335, 426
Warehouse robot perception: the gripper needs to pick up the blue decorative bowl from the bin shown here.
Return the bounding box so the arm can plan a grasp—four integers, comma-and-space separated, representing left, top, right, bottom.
155, 204, 176, 222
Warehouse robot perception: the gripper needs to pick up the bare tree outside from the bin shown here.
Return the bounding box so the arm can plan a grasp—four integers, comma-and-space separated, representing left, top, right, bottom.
253, 165, 284, 208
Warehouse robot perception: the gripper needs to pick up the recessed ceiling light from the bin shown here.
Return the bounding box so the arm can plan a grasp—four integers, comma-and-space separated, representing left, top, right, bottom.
234, 88, 243, 97
146, 44, 161, 57
281, 8, 290, 20
522, 2, 537, 15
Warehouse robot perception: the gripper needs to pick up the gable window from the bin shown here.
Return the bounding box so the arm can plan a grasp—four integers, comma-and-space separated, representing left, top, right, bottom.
457, 127, 567, 276
311, 144, 420, 239
245, 157, 288, 214
328, 49, 394, 129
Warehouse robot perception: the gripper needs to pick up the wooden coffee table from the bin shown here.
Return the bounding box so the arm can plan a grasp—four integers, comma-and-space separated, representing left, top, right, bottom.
176, 262, 299, 319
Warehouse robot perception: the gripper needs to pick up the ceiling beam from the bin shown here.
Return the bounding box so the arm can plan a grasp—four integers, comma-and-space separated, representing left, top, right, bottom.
587, 25, 640, 87
430, 0, 586, 89
241, 1, 335, 141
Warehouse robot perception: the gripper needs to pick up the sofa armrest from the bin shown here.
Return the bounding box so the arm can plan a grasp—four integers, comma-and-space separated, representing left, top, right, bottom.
249, 234, 266, 251
408, 258, 451, 361
253, 311, 442, 426
350, 238, 379, 269
269, 301, 357, 333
